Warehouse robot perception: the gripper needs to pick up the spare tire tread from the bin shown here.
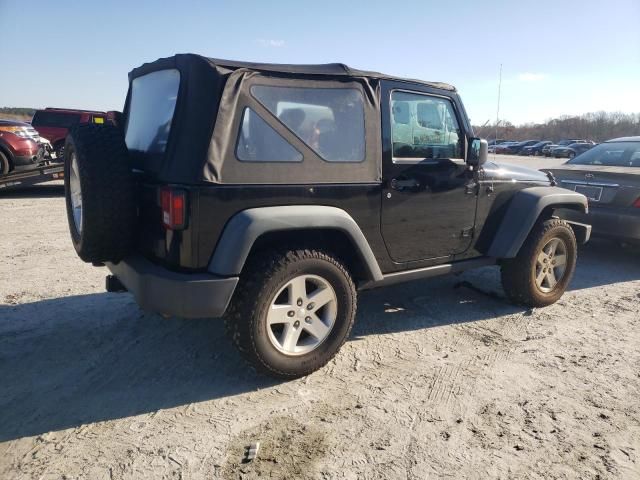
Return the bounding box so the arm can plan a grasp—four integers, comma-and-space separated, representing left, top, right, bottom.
64, 124, 135, 263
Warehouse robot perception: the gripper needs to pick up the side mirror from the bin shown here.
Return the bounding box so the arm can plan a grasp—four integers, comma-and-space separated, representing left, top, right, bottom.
468, 138, 488, 167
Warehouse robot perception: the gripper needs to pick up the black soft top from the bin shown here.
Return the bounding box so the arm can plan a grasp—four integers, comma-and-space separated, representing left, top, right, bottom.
129, 54, 456, 92
124, 54, 457, 184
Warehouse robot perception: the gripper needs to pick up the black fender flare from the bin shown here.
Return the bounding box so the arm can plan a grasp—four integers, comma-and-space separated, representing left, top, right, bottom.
207, 205, 384, 281
487, 186, 588, 258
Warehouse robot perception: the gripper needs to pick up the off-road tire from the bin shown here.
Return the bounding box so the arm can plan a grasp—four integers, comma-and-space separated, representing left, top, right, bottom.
0, 150, 10, 175
501, 218, 577, 307
64, 124, 135, 263
225, 247, 357, 379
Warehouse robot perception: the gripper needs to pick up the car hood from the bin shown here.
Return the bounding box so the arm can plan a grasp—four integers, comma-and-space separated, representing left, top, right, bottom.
484, 161, 551, 183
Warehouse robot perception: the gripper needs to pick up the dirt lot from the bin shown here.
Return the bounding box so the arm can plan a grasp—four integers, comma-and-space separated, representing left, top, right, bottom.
1, 155, 639, 479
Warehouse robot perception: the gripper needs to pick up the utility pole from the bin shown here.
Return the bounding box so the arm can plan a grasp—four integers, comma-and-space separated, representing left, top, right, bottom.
495, 63, 502, 142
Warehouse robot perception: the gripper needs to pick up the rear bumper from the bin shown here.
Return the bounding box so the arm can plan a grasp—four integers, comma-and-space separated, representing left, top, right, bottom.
561, 207, 640, 241
106, 255, 239, 319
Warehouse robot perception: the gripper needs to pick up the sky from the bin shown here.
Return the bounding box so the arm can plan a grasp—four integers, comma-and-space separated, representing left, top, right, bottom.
1, 0, 639, 125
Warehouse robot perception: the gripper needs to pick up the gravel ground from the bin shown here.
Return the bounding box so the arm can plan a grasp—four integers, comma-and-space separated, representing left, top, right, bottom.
1, 156, 639, 479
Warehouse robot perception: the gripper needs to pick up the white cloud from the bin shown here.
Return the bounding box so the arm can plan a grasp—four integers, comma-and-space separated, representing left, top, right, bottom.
518, 72, 547, 82
257, 39, 285, 48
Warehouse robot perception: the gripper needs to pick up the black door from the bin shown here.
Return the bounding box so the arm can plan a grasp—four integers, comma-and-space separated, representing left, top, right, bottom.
380, 85, 478, 263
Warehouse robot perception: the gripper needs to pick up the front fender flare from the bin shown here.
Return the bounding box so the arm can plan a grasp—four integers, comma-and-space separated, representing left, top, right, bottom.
208, 205, 384, 281
487, 186, 588, 258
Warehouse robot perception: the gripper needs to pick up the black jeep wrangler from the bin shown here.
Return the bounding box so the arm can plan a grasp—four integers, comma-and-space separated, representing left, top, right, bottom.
63, 54, 590, 378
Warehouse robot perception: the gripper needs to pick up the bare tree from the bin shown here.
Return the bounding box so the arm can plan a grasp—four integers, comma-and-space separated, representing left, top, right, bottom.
479, 112, 640, 143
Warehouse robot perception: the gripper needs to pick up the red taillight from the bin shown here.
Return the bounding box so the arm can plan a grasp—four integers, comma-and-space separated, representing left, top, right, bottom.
633, 197, 640, 208
160, 187, 187, 230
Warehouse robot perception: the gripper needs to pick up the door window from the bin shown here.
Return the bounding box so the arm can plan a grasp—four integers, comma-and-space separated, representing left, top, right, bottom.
390, 91, 463, 161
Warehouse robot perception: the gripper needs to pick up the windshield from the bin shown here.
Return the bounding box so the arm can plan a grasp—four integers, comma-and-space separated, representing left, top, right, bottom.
567, 141, 640, 167
125, 69, 180, 158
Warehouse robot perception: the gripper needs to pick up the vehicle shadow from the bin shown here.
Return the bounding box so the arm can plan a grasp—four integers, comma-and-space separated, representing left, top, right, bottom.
0, 239, 637, 442
569, 238, 640, 290
353, 237, 639, 338
0, 293, 280, 442
0, 182, 64, 198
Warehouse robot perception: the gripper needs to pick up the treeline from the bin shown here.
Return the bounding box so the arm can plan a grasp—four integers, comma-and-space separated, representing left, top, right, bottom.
476, 111, 640, 143
0, 107, 36, 116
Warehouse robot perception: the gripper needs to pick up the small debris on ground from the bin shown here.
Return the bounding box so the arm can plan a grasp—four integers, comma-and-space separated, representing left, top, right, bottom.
243, 442, 260, 463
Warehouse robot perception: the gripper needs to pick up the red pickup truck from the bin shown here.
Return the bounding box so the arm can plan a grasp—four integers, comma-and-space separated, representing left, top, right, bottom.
31, 108, 107, 159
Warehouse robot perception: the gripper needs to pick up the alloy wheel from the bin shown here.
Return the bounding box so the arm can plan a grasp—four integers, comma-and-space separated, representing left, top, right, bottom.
535, 237, 568, 293
69, 152, 83, 234
266, 274, 337, 356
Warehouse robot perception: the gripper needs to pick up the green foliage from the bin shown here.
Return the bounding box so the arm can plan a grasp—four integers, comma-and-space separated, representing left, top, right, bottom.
0, 107, 36, 116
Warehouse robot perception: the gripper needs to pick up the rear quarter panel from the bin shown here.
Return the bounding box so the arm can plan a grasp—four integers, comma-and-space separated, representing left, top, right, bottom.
137, 183, 393, 273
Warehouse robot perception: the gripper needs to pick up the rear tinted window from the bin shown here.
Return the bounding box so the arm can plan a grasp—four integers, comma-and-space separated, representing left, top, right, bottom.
251, 85, 365, 162
568, 142, 640, 167
125, 69, 180, 156
32, 111, 80, 128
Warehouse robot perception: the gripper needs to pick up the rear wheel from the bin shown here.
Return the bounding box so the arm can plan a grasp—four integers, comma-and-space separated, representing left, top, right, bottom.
501, 218, 577, 307
225, 247, 357, 378
568, 151, 576, 159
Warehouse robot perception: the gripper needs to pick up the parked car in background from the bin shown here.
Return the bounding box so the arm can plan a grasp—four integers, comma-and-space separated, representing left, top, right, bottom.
543, 137, 640, 243
487, 139, 506, 146
521, 140, 552, 156
503, 140, 540, 155
0, 120, 45, 175
552, 142, 595, 159
543, 139, 587, 157
31, 108, 107, 159
491, 141, 519, 154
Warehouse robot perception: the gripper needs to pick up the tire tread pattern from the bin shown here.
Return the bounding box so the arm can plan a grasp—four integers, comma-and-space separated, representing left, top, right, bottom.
225, 247, 357, 379
64, 124, 135, 263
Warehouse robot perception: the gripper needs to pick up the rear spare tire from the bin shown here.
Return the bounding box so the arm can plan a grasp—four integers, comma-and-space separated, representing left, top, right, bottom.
64, 124, 135, 263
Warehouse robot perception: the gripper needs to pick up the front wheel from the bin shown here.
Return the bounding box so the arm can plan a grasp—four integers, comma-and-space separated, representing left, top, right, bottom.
0, 150, 10, 175
225, 247, 357, 378
501, 218, 577, 307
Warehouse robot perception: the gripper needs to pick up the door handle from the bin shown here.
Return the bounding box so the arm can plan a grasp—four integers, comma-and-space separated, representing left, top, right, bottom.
391, 178, 420, 191
464, 182, 478, 194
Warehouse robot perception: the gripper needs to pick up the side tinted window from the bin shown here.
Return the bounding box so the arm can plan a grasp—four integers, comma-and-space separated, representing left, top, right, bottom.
390, 91, 462, 160
236, 108, 302, 162
251, 85, 365, 162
